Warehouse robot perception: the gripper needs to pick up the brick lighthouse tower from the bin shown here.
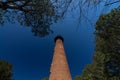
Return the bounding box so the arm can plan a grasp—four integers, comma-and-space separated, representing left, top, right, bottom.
49, 36, 72, 80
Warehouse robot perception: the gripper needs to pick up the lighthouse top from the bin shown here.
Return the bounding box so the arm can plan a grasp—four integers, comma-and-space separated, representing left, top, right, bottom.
54, 35, 64, 42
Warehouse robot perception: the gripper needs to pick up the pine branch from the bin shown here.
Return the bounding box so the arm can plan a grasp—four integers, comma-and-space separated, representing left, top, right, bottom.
105, 0, 120, 6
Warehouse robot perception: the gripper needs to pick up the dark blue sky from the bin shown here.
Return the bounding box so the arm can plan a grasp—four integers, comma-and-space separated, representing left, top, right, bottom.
0, 14, 95, 80
0, 2, 119, 80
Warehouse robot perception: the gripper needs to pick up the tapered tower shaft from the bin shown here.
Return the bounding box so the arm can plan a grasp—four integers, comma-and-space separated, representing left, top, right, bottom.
49, 36, 72, 80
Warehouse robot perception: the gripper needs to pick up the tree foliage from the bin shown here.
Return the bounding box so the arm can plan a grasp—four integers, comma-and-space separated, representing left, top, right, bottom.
0, 0, 119, 37
0, 0, 71, 37
75, 8, 120, 80
74, 75, 82, 80
0, 60, 13, 80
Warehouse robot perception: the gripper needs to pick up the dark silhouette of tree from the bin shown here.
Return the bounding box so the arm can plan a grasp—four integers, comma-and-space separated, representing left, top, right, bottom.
75, 8, 120, 80
74, 75, 82, 80
0, 60, 13, 80
1, 0, 119, 34
0, 0, 72, 37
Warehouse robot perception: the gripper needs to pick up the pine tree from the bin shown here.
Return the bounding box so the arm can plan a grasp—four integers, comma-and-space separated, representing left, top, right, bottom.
78, 8, 120, 80
0, 60, 13, 80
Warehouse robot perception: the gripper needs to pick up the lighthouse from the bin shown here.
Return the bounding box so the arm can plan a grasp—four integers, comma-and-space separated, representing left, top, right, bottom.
49, 36, 72, 80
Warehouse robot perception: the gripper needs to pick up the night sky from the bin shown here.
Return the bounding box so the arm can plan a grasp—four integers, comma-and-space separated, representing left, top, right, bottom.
0, 2, 119, 80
